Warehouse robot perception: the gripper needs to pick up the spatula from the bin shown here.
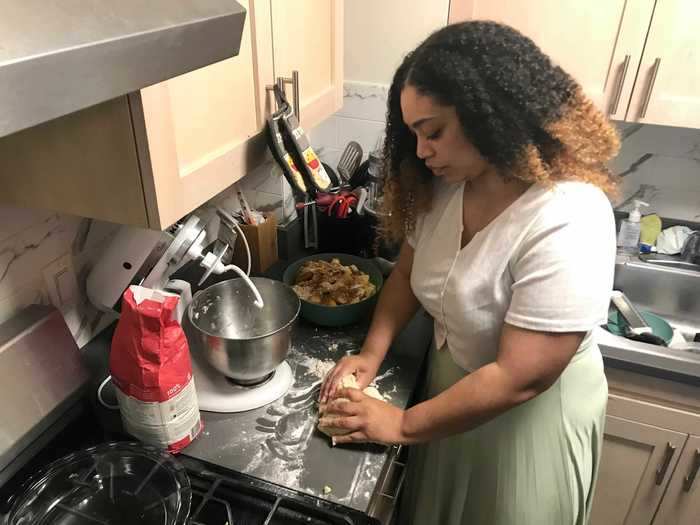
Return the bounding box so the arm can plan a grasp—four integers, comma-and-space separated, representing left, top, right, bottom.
337, 141, 363, 184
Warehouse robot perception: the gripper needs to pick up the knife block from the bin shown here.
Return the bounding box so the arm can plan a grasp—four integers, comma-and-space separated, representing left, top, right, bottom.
231, 214, 279, 275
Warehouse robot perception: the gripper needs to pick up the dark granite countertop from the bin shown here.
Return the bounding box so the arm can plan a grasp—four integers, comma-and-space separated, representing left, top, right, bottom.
81, 306, 433, 512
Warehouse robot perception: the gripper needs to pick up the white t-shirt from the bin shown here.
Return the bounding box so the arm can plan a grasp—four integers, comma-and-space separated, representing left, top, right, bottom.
408, 179, 616, 372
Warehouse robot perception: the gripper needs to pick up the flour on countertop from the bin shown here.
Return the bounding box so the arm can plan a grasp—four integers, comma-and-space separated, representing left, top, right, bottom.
199, 330, 394, 507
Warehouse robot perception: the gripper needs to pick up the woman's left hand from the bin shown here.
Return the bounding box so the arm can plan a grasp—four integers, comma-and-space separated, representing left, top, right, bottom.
319, 388, 409, 445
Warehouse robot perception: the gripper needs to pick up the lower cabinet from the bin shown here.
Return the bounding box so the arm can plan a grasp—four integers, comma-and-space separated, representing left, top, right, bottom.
590, 416, 686, 525
652, 435, 700, 525
591, 368, 700, 525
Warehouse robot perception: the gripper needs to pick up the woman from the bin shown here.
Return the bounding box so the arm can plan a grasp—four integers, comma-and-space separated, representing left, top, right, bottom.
319, 21, 619, 525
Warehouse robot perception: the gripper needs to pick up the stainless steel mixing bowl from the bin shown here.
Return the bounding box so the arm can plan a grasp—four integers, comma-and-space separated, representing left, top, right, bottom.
187, 277, 300, 384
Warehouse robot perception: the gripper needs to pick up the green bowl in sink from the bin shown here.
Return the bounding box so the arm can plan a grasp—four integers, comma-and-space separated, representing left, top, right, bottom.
282, 253, 383, 327
607, 309, 674, 345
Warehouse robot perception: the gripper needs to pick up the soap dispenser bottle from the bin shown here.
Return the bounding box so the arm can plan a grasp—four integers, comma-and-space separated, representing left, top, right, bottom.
617, 200, 649, 254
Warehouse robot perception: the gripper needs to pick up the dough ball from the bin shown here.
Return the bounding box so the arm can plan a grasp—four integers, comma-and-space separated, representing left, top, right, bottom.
318, 374, 384, 438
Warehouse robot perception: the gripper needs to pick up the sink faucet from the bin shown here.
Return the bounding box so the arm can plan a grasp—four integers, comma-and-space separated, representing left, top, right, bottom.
681, 231, 700, 264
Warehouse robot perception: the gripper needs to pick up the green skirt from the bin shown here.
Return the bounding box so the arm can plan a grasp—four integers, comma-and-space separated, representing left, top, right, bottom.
398, 337, 607, 525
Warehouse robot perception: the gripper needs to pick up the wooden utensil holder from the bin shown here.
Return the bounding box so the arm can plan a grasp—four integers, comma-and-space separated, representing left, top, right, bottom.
231, 214, 278, 275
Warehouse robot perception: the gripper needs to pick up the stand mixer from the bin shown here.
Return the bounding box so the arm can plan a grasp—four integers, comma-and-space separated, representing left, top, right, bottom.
88, 209, 294, 413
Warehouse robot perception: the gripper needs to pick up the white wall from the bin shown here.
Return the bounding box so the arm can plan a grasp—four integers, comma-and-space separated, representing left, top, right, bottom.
344, 0, 450, 84
308, 1, 450, 170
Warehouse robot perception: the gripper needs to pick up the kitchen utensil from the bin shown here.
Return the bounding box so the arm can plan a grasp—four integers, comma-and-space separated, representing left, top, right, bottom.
266, 108, 309, 196
188, 277, 300, 385
235, 186, 259, 225
303, 202, 319, 249
282, 253, 384, 327
337, 141, 363, 184
609, 290, 669, 345
610, 290, 652, 335
607, 309, 673, 346
329, 193, 358, 218
353, 187, 369, 215
7, 442, 191, 525
364, 150, 390, 217
274, 85, 332, 193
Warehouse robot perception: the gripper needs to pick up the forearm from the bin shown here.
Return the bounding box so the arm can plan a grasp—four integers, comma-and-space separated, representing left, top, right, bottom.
362, 266, 420, 364
400, 361, 540, 443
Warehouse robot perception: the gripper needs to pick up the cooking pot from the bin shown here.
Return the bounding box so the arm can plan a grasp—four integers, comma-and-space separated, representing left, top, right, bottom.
187, 277, 300, 384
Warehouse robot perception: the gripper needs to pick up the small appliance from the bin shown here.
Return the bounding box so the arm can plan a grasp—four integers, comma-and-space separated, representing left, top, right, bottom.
87, 209, 294, 413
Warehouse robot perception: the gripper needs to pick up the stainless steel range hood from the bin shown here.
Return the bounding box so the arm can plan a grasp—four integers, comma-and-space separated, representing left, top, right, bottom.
0, 0, 246, 138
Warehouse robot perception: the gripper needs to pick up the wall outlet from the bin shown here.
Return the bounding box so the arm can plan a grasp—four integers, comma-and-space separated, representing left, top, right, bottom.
42, 254, 79, 307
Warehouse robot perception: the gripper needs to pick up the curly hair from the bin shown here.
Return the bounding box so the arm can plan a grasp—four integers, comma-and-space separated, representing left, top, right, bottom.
380, 21, 620, 242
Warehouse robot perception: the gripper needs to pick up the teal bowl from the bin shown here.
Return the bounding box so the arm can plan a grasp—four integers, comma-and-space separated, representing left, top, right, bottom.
282, 253, 383, 327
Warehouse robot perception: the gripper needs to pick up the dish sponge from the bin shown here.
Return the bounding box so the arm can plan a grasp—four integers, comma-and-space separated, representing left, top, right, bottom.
640, 214, 662, 250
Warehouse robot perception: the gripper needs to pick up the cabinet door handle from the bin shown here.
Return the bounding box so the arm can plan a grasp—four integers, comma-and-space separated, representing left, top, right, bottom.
656, 441, 676, 485
639, 58, 661, 119
608, 54, 631, 116
278, 70, 301, 121
683, 449, 700, 492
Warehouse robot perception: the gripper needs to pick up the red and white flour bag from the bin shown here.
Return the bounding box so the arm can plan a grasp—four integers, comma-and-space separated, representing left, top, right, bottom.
110, 285, 202, 453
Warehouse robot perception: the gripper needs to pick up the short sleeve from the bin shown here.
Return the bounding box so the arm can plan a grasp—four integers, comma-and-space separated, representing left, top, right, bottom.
505, 187, 616, 333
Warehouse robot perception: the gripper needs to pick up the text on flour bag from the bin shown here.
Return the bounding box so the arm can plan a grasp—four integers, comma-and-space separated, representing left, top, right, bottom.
110, 285, 202, 453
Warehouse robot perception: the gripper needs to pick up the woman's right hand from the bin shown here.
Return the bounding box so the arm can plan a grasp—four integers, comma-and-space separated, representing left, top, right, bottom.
320, 353, 382, 404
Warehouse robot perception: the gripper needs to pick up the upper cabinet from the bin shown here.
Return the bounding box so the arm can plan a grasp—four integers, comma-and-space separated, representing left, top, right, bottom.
448, 0, 700, 129
626, 0, 700, 128
0, 0, 344, 230
270, 0, 344, 131
133, 0, 273, 229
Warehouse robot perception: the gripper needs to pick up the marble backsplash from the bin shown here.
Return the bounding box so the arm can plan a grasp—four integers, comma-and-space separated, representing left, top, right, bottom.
0, 209, 121, 347
611, 123, 700, 224
0, 161, 300, 348
1, 82, 697, 347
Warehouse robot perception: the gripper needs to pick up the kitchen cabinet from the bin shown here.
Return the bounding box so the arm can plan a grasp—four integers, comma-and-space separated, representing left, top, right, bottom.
132, 0, 273, 229
0, 0, 344, 229
448, 0, 700, 128
270, 0, 344, 131
625, 0, 700, 128
590, 416, 686, 525
652, 435, 700, 525
589, 367, 700, 525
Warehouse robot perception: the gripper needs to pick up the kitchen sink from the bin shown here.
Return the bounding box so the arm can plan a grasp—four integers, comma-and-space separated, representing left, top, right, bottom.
638, 253, 700, 273
614, 256, 700, 339
595, 255, 700, 379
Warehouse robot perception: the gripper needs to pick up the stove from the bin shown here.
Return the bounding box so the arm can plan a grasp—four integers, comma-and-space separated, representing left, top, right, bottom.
0, 404, 379, 525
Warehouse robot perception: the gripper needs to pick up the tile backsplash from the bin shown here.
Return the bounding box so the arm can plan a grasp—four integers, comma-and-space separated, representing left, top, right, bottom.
310, 82, 389, 169
2, 82, 697, 348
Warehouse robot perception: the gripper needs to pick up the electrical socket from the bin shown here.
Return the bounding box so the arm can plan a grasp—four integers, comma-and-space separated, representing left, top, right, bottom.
42, 254, 79, 307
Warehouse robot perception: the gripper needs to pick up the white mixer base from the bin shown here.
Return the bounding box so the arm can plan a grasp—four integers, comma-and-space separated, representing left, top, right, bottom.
192, 353, 293, 413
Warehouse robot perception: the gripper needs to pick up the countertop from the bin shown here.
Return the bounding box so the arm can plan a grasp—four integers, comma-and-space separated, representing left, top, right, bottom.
81, 308, 434, 512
